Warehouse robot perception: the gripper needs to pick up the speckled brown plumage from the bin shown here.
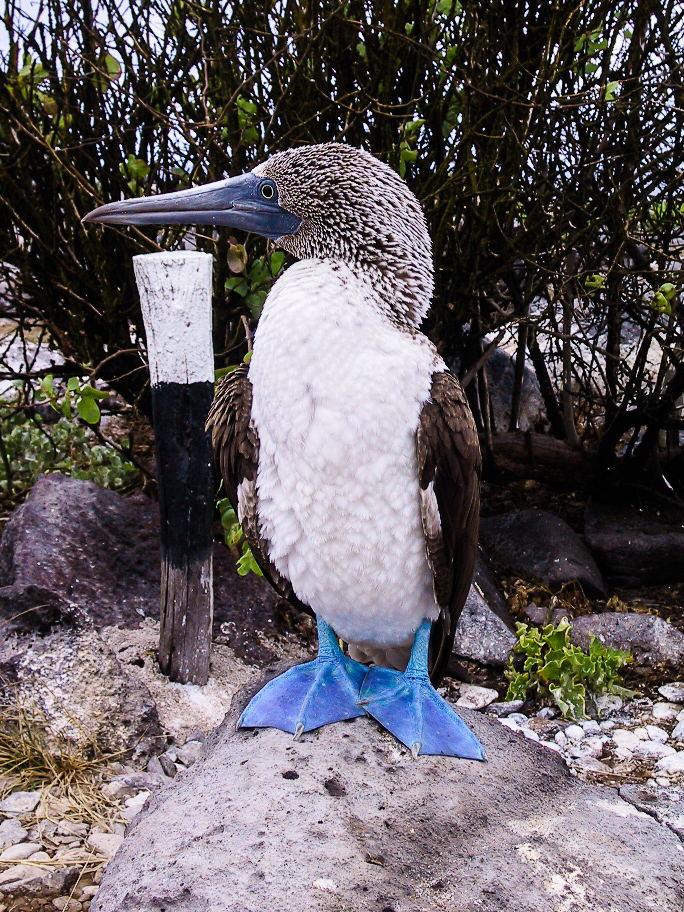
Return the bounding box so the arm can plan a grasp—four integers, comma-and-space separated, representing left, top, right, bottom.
417, 371, 481, 684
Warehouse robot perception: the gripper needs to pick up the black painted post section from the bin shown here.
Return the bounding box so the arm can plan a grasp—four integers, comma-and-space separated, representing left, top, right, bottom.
134, 252, 215, 685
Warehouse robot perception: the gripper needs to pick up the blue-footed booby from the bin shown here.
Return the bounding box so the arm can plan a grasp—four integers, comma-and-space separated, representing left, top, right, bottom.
84, 143, 484, 760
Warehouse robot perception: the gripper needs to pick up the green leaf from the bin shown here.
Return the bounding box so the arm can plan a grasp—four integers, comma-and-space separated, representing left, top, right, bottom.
80, 384, 108, 400
67, 376, 80, 392
604, 80, 620, 102
227, 243, 247, 274
215, 364, 239, 380
237, 546, 263, 577
77, 396, 100, 424
102, 52, 122, 81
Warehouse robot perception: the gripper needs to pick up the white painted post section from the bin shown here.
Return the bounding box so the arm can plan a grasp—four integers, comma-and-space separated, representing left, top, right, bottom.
134, 251, 216, 685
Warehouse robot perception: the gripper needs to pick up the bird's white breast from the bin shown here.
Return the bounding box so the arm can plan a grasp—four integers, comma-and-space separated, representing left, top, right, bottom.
248, 259, 443, 648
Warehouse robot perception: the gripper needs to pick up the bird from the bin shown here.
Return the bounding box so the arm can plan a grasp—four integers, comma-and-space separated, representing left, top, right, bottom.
84, 143, 484, 760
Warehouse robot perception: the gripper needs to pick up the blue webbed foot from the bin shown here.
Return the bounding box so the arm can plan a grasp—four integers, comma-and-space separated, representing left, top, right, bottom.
359, 620, 486, 760
239, 615, 367, 738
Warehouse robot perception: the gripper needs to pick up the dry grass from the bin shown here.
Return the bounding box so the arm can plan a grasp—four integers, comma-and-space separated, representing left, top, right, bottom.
0, 700, 126, 837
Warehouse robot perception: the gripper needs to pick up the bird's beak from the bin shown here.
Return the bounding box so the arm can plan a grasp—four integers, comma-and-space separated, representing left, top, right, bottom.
82, 172, 301, 240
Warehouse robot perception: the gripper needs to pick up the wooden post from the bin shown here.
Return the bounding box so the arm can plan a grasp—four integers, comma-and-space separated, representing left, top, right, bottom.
133, 251, 215, 685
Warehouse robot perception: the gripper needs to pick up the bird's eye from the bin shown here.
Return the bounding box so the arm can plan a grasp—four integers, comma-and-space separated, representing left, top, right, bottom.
260, 182, 275, 200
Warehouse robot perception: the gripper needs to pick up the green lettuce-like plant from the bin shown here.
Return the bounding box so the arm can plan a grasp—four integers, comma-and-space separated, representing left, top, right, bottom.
505, 618, 634, 721
217, 498, 262, 577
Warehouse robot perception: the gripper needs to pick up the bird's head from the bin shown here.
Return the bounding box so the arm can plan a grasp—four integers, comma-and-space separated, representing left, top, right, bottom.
84, 142, 433, 326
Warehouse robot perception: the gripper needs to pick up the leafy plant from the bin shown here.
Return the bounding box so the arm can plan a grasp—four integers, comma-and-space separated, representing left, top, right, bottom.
39, 374, 109, 425
505, 618, 634, 721
218, 498, 262, 577
0, 397, 139, 503
225, 247, 285, 320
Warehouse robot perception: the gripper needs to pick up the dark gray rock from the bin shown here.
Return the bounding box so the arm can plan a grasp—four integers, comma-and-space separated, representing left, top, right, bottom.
454, 586, 516, 667
486, 348, 545, 433
0, 473, 284, 665
0, 627, 161, 758
92, 684, 684, 912
620, 783, 684, 842
584, 500, 684, 584
570, 612, 684, 667
480, 510, 608, 598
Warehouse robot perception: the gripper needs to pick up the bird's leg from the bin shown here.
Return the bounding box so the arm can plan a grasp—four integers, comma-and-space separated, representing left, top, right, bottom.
359, 620, 486, 760
239, 615, 368, 738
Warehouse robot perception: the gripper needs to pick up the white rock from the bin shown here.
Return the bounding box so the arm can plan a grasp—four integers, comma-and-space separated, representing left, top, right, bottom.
536, 707, 557, 720
0, 842, 43, 861
455, 685, 499, 711
122, 791, 150, 822
522, 728, 539, 742
678, 708, 684, 723
656, 752, 684, 773
633, 727, 649, 740
633, 741, 677, 760
595, 694, 622, 717
658, 683, 684, 703
614, 747, 634, 762
572, 757, 611, 773
506, 713, 529, 726
671, 720, 684, 741
655, 776, 671, 786
582, 736, 605, 758
176, 740, 204, 767
554, 731, 568, 747
645, 725, 669, 743
540, 740, 562, 753
600, 721, 615, 731
500, 718, 520, 732
652, 703, 680, 723
612, 729, 642, 751
582, 720, 601, 735
28, 850, 51, 862
565, 725, 585, 742
86, 833, 124, 859
312, 879, 338, 893
0, 790, 41, 815
0, 819, 27, 849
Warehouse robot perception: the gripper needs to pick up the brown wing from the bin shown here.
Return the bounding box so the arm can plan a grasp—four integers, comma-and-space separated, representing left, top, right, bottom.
416, 371, 481, 686
206, 366, 308, 611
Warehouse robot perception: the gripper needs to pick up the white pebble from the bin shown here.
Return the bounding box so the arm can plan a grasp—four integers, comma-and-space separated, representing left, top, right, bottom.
554, 731, 568, 747
565, 725, 585, 742
582, 720, 601, 735
595, 694, 622, 717
312, 879, 338, 893
655, 777, 671, 786
652, 703, 680, 723
500, 718, 521, 732
671, 720, 684, 741
633, 741, 676, 760
658, 683, 684, 703
455, 685, 499, 711
540, 740, 562, 753
656, 752, 684, 773
612, 729, 642, 751
600, 721, 615, 731
646, 725, 669, 743
633, 727, 649, 740
523, 728, 539, 742
507, 713, 529, 726
0, 842, 42, 861
536, 707, 557, 720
